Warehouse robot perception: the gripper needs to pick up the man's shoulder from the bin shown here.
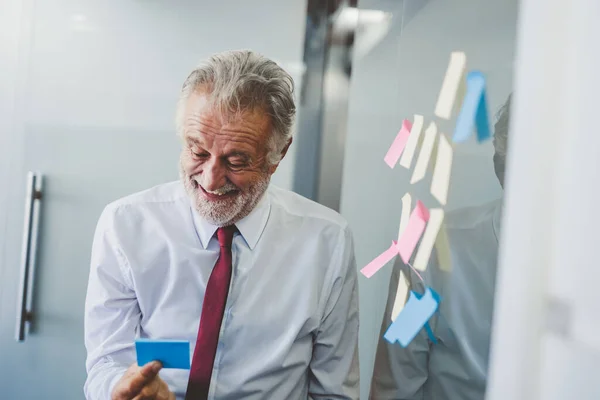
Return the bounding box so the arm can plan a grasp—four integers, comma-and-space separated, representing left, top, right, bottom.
105, 181, 185, 209
100, 181, 187, 223
267, 185, 349, 231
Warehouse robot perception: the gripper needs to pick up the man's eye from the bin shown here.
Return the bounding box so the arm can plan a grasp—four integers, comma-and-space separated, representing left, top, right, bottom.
228, 159, 248, 169
228, 162, 246, 169
191, 150, 209, 159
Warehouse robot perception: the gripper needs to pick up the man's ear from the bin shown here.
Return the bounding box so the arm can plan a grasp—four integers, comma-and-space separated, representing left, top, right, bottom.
268, 138, 293, 175
279, 138, 292, 161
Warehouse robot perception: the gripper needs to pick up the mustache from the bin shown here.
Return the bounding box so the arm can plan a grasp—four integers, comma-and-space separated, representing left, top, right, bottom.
191, 175, 238, 195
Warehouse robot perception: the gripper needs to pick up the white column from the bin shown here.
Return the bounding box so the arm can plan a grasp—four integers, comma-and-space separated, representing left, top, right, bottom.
487, 0, 600, 399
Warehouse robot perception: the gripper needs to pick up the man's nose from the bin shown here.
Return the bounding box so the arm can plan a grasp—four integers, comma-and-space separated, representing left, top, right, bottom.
201, 159, 227, 191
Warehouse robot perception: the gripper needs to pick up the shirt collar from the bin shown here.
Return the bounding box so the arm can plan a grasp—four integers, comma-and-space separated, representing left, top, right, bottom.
191, 191, 271, 250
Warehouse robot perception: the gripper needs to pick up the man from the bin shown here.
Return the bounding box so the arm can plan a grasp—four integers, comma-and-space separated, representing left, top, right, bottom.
370, 95, 512, 399
84, 50, 359, 400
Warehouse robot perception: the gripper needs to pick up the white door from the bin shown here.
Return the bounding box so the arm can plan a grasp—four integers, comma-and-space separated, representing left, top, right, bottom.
0, 1, 306, 398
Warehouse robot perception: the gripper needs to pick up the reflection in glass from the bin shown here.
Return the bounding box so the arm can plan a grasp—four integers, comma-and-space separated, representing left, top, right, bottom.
370, 95, 512, 400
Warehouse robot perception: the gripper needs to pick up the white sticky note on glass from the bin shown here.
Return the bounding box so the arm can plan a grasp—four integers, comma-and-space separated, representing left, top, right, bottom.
435, 223, 452, 271
398, 193, 412, 241
399, 114, 424, 169
435, 52, 467, 120
410, 122, 438, 184
391, 270, 409, 321
427, 136, 439, 175
430, 134, 453, 205
413, 209, 444, 271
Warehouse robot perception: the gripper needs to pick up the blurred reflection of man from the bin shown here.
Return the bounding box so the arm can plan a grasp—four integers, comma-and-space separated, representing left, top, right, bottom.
370, 94, 512, 400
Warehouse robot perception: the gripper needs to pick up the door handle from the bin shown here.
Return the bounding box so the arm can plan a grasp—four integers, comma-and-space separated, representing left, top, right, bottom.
15, 171, 43, 342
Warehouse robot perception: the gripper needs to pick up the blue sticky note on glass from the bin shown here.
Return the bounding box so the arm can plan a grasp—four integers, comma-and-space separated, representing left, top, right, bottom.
424, 323, 437, 344
453, 71, 491, 143
135, 339, 190, 369
413, 290, 440, 344
384, 288, 441, 347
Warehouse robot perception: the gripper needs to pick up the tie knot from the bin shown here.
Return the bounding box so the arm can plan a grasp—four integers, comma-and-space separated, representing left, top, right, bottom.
216, 225, 236, 248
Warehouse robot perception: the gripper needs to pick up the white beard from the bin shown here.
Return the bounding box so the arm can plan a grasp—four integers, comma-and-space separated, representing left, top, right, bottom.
179, 160, 270, 227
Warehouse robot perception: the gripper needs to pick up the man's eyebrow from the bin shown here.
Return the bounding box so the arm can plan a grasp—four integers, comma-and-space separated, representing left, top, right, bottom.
185, 137, 202, 146
225, 151, 251, 160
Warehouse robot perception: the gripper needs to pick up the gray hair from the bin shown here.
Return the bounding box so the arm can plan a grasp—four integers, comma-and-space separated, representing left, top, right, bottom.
493, 93, 512, 159
176, 50, 296, 165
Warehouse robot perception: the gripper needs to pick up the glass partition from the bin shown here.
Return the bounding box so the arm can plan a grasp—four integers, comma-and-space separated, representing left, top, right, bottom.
339, 0, 520, 398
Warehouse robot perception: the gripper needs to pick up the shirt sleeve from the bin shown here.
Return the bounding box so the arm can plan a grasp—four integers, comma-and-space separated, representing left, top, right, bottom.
308, 226, 360, 400
84, 206, 141, 400
369, 253, 447, 400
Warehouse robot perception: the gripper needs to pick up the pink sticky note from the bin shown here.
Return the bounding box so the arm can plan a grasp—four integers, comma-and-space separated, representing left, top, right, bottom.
396, 200, 430, 263
361, 241, 399, 278
384, 119, 413, 168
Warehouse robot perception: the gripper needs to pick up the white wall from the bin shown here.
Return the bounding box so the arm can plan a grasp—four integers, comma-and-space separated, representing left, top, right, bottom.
0, 0, 307, 287
339, 0, 518, 397
0, 0, 306, 195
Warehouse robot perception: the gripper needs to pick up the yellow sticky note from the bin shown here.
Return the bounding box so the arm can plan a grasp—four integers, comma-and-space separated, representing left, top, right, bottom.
413, 208, 444, 271
399, 114, 424, 169
410, 122, 438, 184
398, 193, 412, 241
430, 134, 453, 205
391, 270, 409, 321
435, 51, 467, 120
435, 223, 452, 271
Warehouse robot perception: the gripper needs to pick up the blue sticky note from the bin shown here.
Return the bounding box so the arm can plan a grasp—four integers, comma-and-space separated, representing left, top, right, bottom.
413, 290, 440, 344
384, 288, 441, 347
424, 322, 437, 344
135, 339, 190, 369
453, 71, 491, 143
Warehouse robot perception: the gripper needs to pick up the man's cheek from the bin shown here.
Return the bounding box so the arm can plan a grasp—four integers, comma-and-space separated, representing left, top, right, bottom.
233, 172, 264, 190
184, 161, 203, 176
226, 177, 247, 191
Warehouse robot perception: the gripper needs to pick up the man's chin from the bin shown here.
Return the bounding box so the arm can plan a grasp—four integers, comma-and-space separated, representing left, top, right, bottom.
195, 200, 241, 226
184, 175, 270, 226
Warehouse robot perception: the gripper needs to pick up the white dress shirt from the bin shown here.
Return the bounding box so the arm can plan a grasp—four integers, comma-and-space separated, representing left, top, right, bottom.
84, 181, 359, 400
370, 199, 502, 400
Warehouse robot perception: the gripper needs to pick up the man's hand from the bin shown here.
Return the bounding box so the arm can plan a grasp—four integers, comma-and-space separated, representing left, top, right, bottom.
111, 361, 175, 400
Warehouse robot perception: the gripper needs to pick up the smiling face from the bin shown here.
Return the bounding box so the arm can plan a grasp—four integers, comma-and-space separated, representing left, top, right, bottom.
179, 90, 282, 226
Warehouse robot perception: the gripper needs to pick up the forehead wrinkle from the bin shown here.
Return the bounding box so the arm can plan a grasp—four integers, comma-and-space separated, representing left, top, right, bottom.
195, 118, 263, 147
184, 102, 271, 154
186, 129, 262, 161
219, 129, 262, 145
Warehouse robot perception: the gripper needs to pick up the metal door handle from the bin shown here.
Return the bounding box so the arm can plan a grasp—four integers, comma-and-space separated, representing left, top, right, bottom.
15, 171, 43, 342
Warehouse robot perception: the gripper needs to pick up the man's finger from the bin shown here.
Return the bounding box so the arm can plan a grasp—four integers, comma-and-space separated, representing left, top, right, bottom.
132, 377, 159, 400
155, 379, 174, 400
139, 361, 163, 379
122, 363, 139, 378
122, 361, 162, 396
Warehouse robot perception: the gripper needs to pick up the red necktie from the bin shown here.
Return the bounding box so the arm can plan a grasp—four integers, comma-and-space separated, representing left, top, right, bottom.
186, 225, 236, 400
